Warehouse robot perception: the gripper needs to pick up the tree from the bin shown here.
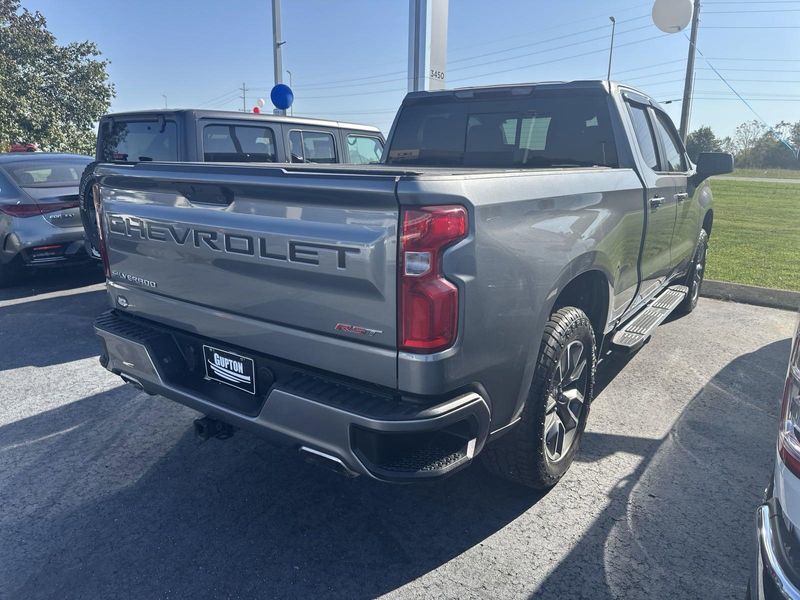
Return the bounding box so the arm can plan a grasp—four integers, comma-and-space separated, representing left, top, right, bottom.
685, 126, 721, 163
0, 0, 114, 154
732, 120, 766, 168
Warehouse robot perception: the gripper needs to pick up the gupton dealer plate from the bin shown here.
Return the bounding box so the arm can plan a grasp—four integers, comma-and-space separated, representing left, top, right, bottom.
203, 345, 256, 395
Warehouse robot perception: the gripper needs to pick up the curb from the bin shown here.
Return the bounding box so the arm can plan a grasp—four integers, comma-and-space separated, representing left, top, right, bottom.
701, 280, 799, 312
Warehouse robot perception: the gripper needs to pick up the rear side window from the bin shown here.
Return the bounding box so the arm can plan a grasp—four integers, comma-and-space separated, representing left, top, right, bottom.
386, 92, 618, 168
203, 124, 277, 162
100, 120, 178, 162
6, 161, 89, 187
0, 170, 16, 198
626, 104, 659, 171
346, 134, 384, 164
652, 111, 687, 172
289, 130, 337, 164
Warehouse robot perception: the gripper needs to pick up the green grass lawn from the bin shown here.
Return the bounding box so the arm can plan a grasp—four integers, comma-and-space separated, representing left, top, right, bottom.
706, 179, 800, 291
725, 168, 800, 180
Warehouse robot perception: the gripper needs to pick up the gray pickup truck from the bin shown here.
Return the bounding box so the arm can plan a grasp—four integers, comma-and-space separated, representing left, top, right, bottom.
90, 81, 733, 488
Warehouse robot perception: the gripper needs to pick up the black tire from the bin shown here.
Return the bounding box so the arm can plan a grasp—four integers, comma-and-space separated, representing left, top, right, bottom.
677, 229, 708, 315
78, 161, 102, 260
482, 306, 596, 489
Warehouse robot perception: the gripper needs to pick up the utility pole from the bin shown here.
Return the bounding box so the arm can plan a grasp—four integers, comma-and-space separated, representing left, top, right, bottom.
272, 0, 286, 115
607, 17, 616, 83
240, 82, 248, 112
679, 0, 701, 143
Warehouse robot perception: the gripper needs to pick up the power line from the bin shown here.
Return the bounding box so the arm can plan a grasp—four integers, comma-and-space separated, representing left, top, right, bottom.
449, 32, 668, 84
290, 17, 653, 92
701, 25, 800, 28
703, 8, 800, 12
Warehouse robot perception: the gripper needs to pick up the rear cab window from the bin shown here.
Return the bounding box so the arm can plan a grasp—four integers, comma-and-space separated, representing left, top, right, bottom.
289, 130, 338, 164
99, 119, 178, 162
202, 124, 278, 162
386, 90, 618, 168
346, 134, 384, 164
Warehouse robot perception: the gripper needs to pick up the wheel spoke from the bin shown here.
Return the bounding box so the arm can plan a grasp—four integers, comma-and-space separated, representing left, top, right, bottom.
559, 388, 584, 431
544, 411, 566, 460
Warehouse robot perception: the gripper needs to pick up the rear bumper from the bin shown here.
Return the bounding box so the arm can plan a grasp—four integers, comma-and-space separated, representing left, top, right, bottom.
94, 310, 491, 482
2, 219, 88, 266
752, 496, 800, 600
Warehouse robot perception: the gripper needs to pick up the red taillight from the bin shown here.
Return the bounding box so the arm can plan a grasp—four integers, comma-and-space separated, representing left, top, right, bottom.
92, 184, 111, 278
399, 205, 467, 353
778, 320, 800, 477
0, 201, 79, 217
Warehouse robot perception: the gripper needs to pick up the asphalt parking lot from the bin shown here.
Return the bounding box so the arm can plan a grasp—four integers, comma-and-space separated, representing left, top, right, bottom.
0, 269, 795, 600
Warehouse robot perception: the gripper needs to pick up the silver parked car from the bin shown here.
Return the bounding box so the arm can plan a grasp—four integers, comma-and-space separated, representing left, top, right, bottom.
0, 153, 93, 287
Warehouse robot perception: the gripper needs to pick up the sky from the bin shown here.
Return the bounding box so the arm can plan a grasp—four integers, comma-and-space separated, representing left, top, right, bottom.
19, 0, 800, 139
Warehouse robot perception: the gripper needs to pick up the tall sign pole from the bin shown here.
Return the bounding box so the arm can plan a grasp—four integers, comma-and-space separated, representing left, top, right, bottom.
679, 0, 701, 143
271, 0, 286, 115
408, 0, 449, 92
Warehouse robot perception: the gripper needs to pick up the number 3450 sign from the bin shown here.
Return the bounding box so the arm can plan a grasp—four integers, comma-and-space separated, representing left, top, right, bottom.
429, 69, 445, 80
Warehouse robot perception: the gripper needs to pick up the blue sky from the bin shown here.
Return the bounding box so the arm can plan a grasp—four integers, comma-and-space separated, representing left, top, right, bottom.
21, 0, 800, 139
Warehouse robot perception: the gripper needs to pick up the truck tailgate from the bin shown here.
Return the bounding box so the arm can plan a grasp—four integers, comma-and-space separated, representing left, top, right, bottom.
94, 163, 400, 387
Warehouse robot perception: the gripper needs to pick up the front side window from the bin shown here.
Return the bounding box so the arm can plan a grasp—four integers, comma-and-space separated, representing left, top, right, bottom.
626, 104, 659, 171
289, 130, 337, 164
100, 120, 178, 162
653, 111, 687, 172
203, 124, 277, 162
346, 134, 384, 164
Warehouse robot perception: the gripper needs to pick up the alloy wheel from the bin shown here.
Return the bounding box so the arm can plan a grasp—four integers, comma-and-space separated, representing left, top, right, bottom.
544, 340, 588, 463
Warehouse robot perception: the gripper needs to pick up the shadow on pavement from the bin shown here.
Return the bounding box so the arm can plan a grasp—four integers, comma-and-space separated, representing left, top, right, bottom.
0, 264, 103, 302
0, 329, 789, 599
0, 387, 543, 599
536, 337, 791, 599
0, 286, 107, 371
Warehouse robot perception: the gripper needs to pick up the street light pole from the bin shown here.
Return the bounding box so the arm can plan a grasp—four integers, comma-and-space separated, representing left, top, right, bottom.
607, 17, 616, 83
679, 0, 701, 143
272, 0, 286, 115
162, 94, 168, 109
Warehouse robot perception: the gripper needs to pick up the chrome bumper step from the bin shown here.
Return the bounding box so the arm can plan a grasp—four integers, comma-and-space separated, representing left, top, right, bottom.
612, 285, 688, 349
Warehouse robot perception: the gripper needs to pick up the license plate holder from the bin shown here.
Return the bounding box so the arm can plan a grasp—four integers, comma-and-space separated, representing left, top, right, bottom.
202, 344, 256, 395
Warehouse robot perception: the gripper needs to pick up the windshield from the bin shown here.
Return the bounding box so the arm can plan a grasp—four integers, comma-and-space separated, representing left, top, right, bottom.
386, 91, 618, 168
100, 119, 178, 162
6, 160, 90, 188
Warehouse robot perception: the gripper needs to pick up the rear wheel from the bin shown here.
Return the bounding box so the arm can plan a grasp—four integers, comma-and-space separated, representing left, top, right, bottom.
482, 306, 596, 489
677, 229, 708, 315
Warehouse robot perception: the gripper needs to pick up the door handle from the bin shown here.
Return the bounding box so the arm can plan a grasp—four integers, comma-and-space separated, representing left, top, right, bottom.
650, 196, 665, 209
674, 192, 689, 202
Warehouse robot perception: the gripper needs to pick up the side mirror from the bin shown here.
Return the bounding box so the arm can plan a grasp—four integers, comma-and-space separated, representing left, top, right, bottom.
696, 152, 734, 181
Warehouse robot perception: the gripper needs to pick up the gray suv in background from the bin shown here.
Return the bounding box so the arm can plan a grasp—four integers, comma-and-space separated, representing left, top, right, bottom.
79, 109, 385, 258
0, 153, 92, 287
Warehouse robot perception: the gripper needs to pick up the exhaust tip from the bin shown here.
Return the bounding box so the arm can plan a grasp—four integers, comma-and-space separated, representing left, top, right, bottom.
299, 446, 359, 478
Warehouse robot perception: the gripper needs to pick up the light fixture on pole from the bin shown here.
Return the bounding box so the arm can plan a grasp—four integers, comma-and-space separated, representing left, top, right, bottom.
607, 17, 616, 83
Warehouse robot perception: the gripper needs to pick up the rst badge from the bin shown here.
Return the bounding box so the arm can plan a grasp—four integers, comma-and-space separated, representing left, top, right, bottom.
203, 345, 256, 395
